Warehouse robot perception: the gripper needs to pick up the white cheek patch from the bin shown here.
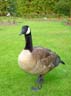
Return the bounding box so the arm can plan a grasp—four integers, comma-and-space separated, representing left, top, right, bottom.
26, 27, 30, 35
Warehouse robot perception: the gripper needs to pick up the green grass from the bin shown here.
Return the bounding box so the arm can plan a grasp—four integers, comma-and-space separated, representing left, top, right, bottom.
0, 17, 71, 96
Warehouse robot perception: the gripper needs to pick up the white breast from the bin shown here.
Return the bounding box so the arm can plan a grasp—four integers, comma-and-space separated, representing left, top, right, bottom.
18, 50, 48, 74
18, 50, 35, 72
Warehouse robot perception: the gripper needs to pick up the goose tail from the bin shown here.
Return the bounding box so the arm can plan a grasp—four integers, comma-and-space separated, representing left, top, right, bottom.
60, 60, 65, 65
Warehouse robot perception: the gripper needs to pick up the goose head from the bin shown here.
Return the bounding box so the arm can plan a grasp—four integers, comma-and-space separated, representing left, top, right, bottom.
20, 25, 31, 35
19, 25, 33, 51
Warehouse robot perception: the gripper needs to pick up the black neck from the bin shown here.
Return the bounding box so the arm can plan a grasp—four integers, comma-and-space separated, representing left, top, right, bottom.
24, 33, 33, 52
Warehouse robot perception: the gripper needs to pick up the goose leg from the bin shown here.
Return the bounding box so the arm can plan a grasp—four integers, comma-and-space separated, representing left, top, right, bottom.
37, 75, 44, 89
32, 75, 44, 91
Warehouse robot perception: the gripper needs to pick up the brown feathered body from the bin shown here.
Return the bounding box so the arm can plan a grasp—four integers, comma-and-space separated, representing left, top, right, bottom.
18, 47, 60, 74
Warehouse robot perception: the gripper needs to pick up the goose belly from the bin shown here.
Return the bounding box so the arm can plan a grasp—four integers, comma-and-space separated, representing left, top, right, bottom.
30, 61, 48, 74
18, 50, 47, 74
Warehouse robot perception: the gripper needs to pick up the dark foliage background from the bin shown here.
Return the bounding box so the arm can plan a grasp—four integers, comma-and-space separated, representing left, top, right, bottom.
0, 0, 71, 17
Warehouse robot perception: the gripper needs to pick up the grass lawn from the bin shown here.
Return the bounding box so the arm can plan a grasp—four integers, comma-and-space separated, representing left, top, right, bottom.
0, 17, 71, 96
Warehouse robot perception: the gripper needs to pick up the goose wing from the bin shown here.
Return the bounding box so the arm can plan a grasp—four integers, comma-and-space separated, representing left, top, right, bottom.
32, 47, 61, 67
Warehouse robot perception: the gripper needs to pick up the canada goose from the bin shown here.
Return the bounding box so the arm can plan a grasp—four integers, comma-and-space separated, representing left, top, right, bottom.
18, 25, 65, 90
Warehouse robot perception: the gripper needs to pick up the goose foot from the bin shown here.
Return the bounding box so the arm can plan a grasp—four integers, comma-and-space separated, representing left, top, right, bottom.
32, 75, 44, 91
